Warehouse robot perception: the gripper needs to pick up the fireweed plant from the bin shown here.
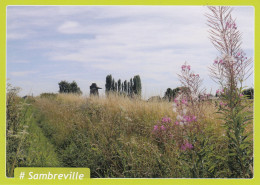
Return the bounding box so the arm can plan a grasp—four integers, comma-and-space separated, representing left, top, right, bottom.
206, 6, 253, 177
152, 6, 253, 178
152, 64, 214, 177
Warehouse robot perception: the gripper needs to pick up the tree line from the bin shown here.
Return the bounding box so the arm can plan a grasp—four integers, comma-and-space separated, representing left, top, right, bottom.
105, 74, 142, 97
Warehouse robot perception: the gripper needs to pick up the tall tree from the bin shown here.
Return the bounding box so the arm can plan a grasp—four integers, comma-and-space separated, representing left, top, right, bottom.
127, 82, 130, 95
115, 82, 118, 92
124, 80, 127, 93
130, 78, 133, 95
112, 78, 115, 91
118, 79, 121, 93
105, 74, 112, 93
133, 75, 142, 96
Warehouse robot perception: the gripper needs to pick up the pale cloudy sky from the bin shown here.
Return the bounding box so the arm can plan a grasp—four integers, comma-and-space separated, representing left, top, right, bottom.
7, 6, 254, 98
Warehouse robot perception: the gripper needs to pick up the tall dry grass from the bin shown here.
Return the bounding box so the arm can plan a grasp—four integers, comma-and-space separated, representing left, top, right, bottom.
31, 93, 251, 178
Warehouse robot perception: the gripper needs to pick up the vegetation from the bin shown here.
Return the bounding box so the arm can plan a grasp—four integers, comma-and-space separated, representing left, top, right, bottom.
6, 84, 60, 177
105, 74, 142, 97
58, 80, 82, 94
6, 6, 253, 178
164, 87, 180, 101
242, 88, 254, 99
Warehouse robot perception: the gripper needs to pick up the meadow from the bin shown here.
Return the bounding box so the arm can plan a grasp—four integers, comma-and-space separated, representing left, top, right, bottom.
6, 6, 254, 179
6, 90, 253, 178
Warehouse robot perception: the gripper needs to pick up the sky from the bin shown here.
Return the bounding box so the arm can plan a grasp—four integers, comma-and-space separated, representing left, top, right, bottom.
7, 6, 254, 98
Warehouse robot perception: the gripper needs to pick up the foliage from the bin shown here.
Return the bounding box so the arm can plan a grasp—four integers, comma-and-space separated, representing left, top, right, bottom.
242, 88, 254, 99
206, 6, 253, 178
6, 84, 60, 177
164, 87, 180, 101
105, 74, 142, 97
58, 80, 82, 94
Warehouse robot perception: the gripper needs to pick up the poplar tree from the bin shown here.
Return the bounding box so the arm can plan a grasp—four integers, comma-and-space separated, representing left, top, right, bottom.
105, 74, 113, 93
124, 80, 127, 93
118, 79, 121, 93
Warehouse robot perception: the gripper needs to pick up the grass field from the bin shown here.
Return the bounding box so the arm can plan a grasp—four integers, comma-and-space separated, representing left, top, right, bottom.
6, 92, 253, 178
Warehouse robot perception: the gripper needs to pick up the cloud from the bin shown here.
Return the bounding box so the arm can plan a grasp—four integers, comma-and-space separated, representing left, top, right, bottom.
8, 60, 30, 63
57, 21, 82, 34
10, 70, 37, 77
7, 33, 28, 40
7, 6, 254, 97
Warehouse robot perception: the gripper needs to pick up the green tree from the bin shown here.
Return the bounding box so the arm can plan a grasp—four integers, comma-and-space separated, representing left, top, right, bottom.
112, 79, 115, 91
133, 75, 142, 96
105, 75, 113, 93
58, 81, 70, 93
124, 80, 127, 93
127, 82, 130, 95
118, 79, 121, 93
115, 82, 118, 92
70, 81, 82, 94
58, 81, 82, 94
242, 88, 254, 99
164, 88, 173, 101
130, 78, 133, 96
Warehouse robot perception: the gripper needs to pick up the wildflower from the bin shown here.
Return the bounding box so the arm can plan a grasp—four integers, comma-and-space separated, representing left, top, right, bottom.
181, 141, 193, 151
240, 93, 243, 97
160, 125, 166, 131
181, 65, 186, 71
187, 65, 191, 70
219, 59, 223, 64
192, 116, 197, 121
153, 125, 158, 131
175, 121, 179, 125
219, 102, 227, 106
173, 107, 177, 113
182, 108, 187, 114
214, 60, 218, 64
162, 117, 171, 123
174, 98, 178, 103
181, 99, 188, 105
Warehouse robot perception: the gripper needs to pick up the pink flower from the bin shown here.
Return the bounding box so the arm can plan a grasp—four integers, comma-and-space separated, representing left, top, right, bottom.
219, 102, 227, 106
185, 142, 193, 149
181, 145, 186, 151
240, 93, 243, 97
181, 65, 186, 71
237, 52, 241, 57
175, 121, 179, 125
162, 117, 171, 123
160, 125, 166, 131
187, 65, 191, 70
153, 125, 158, 131
181, 99, 188, 105
214, 60, 218, 64
192, 116, 197, 122
219, 59, 223, 64
181, 141, 193, 151
174, 98, 178, 103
